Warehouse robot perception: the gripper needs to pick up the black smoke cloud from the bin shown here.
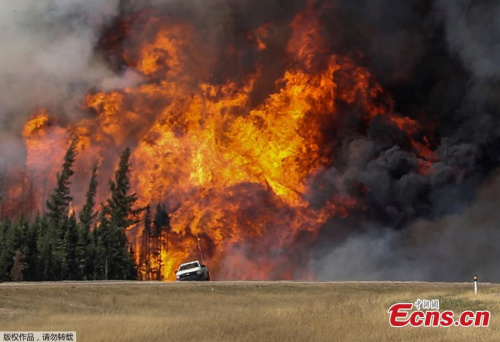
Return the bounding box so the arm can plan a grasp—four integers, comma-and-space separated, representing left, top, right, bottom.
4, 0, 500, 280
310, 171, 500, 282
304, 0, 500, 281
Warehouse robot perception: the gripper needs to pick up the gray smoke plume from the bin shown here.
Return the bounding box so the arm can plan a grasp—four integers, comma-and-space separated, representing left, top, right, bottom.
0, 0, 141, 165
436, 0, 500, 80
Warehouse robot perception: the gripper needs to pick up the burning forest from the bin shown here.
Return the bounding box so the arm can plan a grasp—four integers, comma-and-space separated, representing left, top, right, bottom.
1, 0, 500, 282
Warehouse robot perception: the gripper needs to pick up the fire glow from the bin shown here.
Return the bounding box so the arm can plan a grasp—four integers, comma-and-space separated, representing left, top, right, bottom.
19, 2, 436, 280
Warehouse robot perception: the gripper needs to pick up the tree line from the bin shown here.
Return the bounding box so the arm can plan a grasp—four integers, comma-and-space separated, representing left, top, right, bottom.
0, 139, 169, 281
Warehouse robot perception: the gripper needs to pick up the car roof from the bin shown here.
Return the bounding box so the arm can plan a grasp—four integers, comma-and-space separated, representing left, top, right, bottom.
180, 260, 200, 266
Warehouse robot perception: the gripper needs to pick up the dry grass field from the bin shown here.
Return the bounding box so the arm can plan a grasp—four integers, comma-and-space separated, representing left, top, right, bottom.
0, 281, 499, 341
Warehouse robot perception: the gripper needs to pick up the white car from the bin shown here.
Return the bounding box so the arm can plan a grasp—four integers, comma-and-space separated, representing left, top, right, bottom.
175, 260, 210, 281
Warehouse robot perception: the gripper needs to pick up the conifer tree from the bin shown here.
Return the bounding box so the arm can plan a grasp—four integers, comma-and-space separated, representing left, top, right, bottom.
88, 226, 98, 280
10, 250, 25, 282
37, 214, 53, 280
64, 213, 79, 280
78, 163, 98, 279
97, 148, 140, 280
46, 138, 78, 225
14, 216, 30, 281
140, 205, 152, 280
0, 217, 24, 281
107, 148, 141, 232
21, 214, 39, 281
153, 203, 169, 238
96, 205, 111, 280
45, 138, 78, 280
0, 220, 16, 281
152, 203, 169, 280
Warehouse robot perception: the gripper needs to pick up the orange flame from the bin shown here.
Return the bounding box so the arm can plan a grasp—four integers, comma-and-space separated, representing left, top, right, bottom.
19, 4, 436, 280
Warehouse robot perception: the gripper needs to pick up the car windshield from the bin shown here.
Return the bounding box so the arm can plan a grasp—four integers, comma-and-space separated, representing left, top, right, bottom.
179, 262, 199, 271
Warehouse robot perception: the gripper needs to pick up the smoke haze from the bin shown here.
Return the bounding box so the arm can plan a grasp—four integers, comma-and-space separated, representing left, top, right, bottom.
0, 0, 140, 163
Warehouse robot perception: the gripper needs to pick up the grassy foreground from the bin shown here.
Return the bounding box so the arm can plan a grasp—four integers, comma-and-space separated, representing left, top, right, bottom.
0, 281, 499, 341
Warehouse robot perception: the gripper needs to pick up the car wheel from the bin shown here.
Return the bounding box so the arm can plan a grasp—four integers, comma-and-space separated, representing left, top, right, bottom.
206, 272, 210, 281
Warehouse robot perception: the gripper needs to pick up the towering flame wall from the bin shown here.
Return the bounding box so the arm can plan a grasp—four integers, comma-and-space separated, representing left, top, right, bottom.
6, 0, 497, 281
